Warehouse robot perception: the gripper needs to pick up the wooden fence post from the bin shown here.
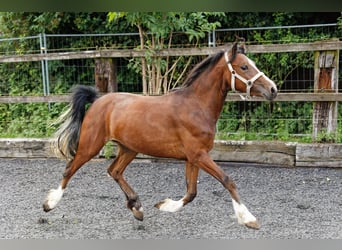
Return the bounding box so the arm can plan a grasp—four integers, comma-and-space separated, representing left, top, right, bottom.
94, 58, 117, 93
312, 49, 339, 142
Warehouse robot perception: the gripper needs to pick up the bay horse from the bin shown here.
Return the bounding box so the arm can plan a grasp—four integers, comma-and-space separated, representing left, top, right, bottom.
43, 38, 277, 230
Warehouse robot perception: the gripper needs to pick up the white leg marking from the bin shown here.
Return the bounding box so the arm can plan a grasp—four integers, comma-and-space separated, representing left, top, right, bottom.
133, 207, 144, 213
232, 199, 257, 225
45, 185, 64, 210
158, 198, 184, 212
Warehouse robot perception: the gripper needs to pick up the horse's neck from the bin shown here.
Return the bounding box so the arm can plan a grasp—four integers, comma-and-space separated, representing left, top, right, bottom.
186, 68, 228, 123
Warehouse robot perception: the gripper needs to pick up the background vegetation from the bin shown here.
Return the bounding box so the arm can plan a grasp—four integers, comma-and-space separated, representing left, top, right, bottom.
0, 12, 341, 142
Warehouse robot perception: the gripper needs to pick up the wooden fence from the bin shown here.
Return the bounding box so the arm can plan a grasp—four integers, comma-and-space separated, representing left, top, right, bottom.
0, 40, 341, 63
0, 92, 342, 103
0, 40, 341, 141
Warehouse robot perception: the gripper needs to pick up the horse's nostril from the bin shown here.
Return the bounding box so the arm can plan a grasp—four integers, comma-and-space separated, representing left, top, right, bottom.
271, 87, 277, 95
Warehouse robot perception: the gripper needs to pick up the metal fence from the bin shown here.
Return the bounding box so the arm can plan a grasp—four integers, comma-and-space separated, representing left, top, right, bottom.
0, 23, 341, 142
0, 23, 341, 94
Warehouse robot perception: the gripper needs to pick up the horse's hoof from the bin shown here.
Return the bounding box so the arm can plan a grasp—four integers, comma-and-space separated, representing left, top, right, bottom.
42, 202, 52, 212
132, 207, 144, 221
154, 201, 163, 209
42, 187, 64, 212
245, 220, 260, 230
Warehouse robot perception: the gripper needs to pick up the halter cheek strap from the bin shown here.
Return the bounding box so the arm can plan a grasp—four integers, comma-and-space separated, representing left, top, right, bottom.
224, 51, 264, 100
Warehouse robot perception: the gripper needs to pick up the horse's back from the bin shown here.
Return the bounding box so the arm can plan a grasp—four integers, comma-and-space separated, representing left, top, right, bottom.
94, 92, 181, 116
86, 92, 188, 158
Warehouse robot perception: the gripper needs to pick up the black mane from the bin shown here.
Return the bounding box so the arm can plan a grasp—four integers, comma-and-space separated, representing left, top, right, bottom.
181, 50, 225, 88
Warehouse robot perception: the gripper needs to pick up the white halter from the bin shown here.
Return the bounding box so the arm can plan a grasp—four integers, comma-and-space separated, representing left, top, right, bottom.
224, 51, 265, 100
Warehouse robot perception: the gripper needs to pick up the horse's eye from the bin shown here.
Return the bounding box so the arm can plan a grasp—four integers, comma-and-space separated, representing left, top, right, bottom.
241, 65, 248, 70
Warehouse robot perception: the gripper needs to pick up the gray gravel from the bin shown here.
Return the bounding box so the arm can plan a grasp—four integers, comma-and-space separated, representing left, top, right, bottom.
0, 158, 341, 239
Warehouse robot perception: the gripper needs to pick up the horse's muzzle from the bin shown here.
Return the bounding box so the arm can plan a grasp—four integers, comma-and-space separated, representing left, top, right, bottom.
254, 84, 278, 101
267, 86, 278, 101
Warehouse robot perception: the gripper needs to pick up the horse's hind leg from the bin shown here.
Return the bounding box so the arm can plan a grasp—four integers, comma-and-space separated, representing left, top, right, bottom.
106, 145, 142, 220
155, 161, 199, 212
43, 157, 93, 212
43, 132, 105, 212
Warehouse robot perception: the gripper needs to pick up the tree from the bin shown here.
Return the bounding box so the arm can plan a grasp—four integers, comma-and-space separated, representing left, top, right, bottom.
0, 12, 117, 36
108, 12, 224, 95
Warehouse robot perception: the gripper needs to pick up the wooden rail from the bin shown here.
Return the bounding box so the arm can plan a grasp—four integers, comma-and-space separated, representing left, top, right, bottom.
1, 40, 342, 63
1, 93, 342, 103
1, 138, 341, 168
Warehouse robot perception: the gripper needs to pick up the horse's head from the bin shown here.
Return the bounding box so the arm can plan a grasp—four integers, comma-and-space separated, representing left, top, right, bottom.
224, 37, 277, 101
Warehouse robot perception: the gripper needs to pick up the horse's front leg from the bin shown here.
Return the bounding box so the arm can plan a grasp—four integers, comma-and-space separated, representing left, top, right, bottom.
194, 151, 260, 229
155, 161, 199, 212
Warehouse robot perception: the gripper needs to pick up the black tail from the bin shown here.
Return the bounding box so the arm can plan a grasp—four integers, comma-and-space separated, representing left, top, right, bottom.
54, 85, 99, 160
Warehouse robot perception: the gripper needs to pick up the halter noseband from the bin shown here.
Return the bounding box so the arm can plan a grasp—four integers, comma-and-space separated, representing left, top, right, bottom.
224, 51, 265, 100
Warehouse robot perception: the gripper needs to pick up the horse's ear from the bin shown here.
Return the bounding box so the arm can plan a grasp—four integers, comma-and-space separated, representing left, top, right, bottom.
231, 40, 238, 58
230, 36, 246, 60
235, 36, 246, 54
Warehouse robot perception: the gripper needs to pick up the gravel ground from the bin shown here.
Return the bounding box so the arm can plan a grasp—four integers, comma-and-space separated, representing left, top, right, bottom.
0, 158, 341, 239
